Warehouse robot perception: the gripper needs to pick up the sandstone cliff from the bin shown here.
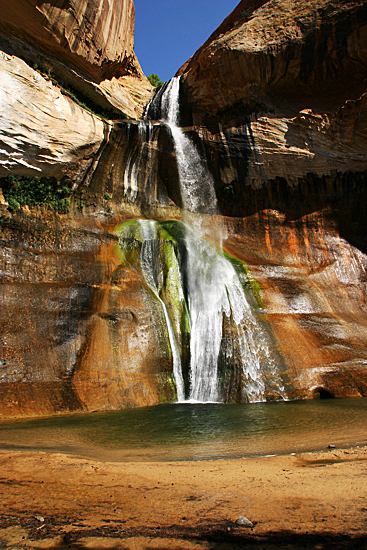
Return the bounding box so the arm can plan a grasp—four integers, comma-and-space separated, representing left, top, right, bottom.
0, 216, 175, 416
0, 51, 105, 181
0, 0, 152, 118
2, 0, 367, 417
0, 0, 135, 79
0, 0, 161, 416
178, 0, 367, 399
182, 0, 367, 183
0, 0, 152, 186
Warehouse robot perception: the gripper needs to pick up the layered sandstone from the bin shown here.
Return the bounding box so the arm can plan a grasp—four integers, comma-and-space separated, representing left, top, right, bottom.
2, 0, 367, 416
0, 0, 152, 119
182, 0, 367, 183
0, 0, 139, 82
0, 51, 105, 181
178, 0, 367, 399
0, 0, 152, 187
0, 216, 174, 416
183, 0, 367, 118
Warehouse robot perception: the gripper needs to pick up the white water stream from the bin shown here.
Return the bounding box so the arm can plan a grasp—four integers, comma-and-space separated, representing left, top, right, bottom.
123, 121, 154, 201
160, 77, 217, 214
138, 220, 185, 402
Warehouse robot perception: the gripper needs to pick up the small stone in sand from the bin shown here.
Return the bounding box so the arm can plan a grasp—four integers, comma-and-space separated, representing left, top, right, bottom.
235, 516, 253, 527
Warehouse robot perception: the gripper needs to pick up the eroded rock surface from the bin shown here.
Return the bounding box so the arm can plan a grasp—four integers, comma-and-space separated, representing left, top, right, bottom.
177, 0, 367, 398
0, 216, 174, 416
0, 0, 136, 80
2, 0, 367, 415
0, 0, 152, 120
182, 0, 367, 184
0, 51, 105, 181
0, 0, 153, 187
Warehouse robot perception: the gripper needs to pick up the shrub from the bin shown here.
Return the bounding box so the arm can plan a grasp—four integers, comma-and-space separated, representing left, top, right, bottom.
147, 73, 163, 88
7, 197, 21, 212
3, 175, 72, 213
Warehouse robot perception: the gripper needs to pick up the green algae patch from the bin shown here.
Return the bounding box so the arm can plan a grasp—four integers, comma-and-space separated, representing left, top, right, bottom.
114, 219, 191, 402
113, 218, 269, 403
222, 249, 264, 308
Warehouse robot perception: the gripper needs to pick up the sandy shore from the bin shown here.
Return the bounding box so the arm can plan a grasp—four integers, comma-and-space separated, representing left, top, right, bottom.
0, 446, 367, 548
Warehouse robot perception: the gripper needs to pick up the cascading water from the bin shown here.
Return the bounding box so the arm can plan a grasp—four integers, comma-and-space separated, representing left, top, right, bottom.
116, 219, 185, 402
158, 78, 286, 402
116, 218, 285, 403
138, 220, 185, 402
123, 121, 155, 201
119, 76, 286, 403
159, 78, 217, 214
175, 224, 272, 403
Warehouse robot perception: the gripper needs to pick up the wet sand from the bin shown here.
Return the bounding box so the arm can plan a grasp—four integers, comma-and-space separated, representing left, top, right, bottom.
0, 446, 367, 548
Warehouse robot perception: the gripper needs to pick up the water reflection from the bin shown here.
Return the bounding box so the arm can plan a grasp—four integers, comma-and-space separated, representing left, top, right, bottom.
0, 399, 366, 462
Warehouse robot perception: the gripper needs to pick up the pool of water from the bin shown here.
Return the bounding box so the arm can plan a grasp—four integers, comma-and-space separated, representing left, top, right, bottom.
0, 399, 366, 461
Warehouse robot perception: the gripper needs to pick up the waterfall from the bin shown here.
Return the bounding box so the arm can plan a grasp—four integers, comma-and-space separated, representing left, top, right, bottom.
159, 78, 217, 214
157, 77, 285, 402
178, 225, 272, 403
117, 219, 185, 402
116, 219, 285, 403
138, 220, 185, 402
118, 77, 286, 403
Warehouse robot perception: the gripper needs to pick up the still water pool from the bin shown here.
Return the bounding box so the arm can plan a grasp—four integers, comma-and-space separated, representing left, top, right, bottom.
0, 399, 366, 462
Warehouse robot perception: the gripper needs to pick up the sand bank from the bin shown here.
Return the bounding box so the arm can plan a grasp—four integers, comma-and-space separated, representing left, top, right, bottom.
0, 446, 366, 548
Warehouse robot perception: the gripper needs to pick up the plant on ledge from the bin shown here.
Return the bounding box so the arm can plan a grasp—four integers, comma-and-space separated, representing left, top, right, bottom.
2, 175, 71, 214
147, 73, 163, 88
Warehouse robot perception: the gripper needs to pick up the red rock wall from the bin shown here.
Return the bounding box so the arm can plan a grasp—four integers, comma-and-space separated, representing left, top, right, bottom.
178, 0, 367, 398
0, 0, 136, 81
0, 217, 174, 417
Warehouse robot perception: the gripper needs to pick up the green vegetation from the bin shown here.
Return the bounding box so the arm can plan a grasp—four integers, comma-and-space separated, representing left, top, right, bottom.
218, 182, 239, 201
222, 249, 263, 308
147, 73, 163, 88
2, 175, 71, 214
59, 84, 124, 120
240, 8, 255, 22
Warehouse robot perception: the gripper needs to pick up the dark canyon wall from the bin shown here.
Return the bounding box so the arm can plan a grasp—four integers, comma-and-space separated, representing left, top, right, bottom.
179, 0, 367, 399
1, 0, 367, 416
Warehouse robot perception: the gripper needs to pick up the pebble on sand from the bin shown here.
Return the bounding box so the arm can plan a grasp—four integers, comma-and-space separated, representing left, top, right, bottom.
235, 516, 254, 527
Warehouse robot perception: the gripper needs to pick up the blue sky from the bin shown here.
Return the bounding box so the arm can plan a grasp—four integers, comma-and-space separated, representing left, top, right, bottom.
134, 0, 238, 82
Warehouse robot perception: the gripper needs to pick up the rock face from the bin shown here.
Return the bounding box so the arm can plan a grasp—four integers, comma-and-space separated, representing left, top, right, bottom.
182, 0, 367, 183
182, 0, 367, 119
0, 0, 136, 80
2, 0, 367, 417
177, 0, 367, 398
0, 0, 152, 120
0, 51, 105, 181
0, 216, 174, 416
0, 0, 164, 417
0, 0, 152, 186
